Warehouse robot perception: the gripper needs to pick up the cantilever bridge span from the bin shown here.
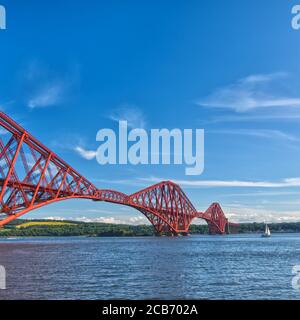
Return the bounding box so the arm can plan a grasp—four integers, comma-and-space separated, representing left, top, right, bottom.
0, 111, 237, 235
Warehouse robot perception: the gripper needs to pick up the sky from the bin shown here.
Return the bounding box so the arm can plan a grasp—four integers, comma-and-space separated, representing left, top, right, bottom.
1, 0, 300, 224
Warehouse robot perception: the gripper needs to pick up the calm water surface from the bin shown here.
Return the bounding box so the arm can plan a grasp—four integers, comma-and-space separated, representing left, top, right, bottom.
0, 234, 300, 300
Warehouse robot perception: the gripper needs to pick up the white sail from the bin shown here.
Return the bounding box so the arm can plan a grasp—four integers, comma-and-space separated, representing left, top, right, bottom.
262, 223, 271, 237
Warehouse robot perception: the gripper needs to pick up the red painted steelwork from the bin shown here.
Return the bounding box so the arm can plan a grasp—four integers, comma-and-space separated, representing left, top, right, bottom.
0, 111, 238, 234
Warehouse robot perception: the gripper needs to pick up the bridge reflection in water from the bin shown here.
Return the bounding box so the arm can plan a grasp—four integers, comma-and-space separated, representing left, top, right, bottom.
0, 112, 238, 235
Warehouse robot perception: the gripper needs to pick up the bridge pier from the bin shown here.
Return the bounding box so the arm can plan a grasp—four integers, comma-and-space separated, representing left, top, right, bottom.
181, 232, 190, 237
207, 222, 226, 235
154, 231, 190, 237
168, 232, 178, 237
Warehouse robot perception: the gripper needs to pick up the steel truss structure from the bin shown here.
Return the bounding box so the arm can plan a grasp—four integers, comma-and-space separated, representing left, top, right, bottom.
0, 112, 238, 235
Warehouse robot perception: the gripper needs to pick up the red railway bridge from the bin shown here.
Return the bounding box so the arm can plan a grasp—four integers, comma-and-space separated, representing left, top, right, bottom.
0, 111, 238, 235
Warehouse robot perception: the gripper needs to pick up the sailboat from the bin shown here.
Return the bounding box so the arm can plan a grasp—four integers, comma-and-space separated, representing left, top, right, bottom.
261, 223, 271, 238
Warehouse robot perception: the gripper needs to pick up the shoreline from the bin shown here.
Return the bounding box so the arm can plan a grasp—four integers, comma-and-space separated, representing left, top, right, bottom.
1, 219, 300, 237
1, 232, 300, 239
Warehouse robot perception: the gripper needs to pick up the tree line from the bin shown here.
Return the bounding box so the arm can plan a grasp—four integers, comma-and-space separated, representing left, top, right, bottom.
1, 219, 300, 237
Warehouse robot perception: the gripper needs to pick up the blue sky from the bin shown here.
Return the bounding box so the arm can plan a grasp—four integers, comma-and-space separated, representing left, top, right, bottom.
1, 0, 300, 224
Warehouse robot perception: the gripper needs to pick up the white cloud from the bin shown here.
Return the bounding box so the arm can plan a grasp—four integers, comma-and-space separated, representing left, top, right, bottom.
74, 146, 96, 160
41, 209, 300, 224
109, 105, 146, 128
75, 216, 125, 224
45, 216, 68, 221
197, 72, 300, 112
139, 176, 300, 188
224, 205, 300, 223
45, 215, 149, 225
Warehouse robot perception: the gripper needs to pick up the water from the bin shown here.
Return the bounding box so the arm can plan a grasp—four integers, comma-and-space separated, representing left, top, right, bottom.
0, 234, 300, 300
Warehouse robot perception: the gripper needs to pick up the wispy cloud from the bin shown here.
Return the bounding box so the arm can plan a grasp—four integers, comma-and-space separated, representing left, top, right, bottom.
206, 112, 300, 124
221, 190, 300, 198
208, 129, 299, 142
197, 72, 300, 112
86, 176, 300, 189
92, 178, 145, 187
73, 104, 146, 161
25, 61, 80, 109
139, 176, 300, 188
109, 105, 146, 128
28, 82, 66, 109
74, 146, 96, 160
0, 99, 15, 111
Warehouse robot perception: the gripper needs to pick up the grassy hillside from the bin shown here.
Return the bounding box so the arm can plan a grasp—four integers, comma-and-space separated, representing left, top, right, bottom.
15, 221, 76, 229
